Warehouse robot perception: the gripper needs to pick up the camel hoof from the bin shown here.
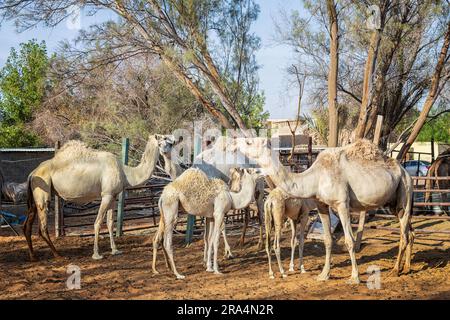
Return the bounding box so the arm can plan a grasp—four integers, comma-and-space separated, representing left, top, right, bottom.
269, 275, 275, 279
92, 253, 103, 260
289, 266, 294, 272
206, 268, 214, 272
152, 269, 160, 275
111, 250, 122, 256
281, 273, 288, 278
347, 277, 360, 285
388, 269, 400, 278
214, 271, 223, 275
300, 266, 307, 274
316, 273, 329, 281
176, 274, 186, 280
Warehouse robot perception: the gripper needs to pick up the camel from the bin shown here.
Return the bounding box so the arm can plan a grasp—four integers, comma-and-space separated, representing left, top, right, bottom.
159, 142, 233, 259
163, 135, 268, 249
235, 137, 414, 283
264, 187, 317, 279
152, 168, 260, 279
425, 149, 449, 212
24, 134, 174, 261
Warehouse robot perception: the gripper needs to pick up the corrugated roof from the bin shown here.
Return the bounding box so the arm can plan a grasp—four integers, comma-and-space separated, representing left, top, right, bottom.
0, 148, 55, 152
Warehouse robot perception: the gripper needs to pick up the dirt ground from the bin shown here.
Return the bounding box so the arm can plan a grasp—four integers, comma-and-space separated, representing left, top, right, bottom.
1, 218, 450, 300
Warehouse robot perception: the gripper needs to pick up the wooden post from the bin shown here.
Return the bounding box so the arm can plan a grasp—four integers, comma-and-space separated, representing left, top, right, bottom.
307, 136, 313, 168
116, 138, 129, 237
373, 115, 383, 146
186, 131, 202, 245
431, 135, 435, 162
54, 141, 63, 237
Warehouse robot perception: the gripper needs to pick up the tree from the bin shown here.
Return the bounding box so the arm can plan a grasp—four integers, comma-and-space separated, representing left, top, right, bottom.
326, 0, 339, 147
275, 0, 449, 149
0, 40, 48, 147
35, 50, 208, 160
396, 21, 450, 160
0, 0, 266, 133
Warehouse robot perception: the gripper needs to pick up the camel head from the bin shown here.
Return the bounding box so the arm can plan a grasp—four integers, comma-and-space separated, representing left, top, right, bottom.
155, 134, 177, 155
234, 137, 274, 169
229, 167, 263, 192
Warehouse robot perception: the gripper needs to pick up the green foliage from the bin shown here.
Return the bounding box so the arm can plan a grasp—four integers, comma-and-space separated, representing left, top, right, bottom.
417, 112, 450, 143
0, 40, 48, 123
0, 40, 47, 147
0, 123, 40, 147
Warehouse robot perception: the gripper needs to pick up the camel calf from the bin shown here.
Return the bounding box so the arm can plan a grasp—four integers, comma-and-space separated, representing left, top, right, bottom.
264, 187, 317, 279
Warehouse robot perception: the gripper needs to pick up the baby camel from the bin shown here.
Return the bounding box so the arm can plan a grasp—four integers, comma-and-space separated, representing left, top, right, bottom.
264, 187, 317, 279
152, 168, 259, 279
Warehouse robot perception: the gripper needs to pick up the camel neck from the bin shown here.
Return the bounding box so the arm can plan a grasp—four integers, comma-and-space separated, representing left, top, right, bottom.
230, 175, 255, 209
162, 153, 183, 180
264, 155, 318, 199
123, 137, 159, 187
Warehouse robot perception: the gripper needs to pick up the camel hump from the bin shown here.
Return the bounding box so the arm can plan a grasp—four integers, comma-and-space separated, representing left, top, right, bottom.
344, 139, 385, 162
170, 168, 228, 208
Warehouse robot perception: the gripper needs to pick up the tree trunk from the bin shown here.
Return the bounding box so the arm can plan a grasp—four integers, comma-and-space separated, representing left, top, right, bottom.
354, 30, 381, 139
396, 22, 450, 160
161, 55, 234, 129
326, 0, 339, 147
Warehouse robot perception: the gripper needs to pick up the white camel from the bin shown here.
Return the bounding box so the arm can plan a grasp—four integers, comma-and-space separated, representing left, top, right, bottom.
235, 138, 414, 283
152, 168, 259, 279
24, 134, 174, 261
159, 142, 234, 259
264, 187, 317, 279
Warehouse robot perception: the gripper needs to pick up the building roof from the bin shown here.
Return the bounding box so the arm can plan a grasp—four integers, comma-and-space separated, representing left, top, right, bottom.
0, 148, 55, 152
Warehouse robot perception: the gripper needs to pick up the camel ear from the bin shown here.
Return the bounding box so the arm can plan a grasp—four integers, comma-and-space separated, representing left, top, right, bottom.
154, 134, 163, 141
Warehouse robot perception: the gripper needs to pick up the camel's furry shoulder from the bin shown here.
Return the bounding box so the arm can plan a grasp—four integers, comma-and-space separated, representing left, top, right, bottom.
168, 168, 228, 207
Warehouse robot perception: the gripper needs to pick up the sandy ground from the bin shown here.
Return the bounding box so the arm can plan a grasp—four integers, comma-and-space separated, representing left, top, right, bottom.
1, 218, 450, 300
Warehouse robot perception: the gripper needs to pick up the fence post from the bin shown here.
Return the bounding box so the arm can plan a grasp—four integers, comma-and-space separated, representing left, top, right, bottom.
116, 138, 129, 237
185, 129, 202, 245
373, 115, 383, 146
54, 141, 64, 237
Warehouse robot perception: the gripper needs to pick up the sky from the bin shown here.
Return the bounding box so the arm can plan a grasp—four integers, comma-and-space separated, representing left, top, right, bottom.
0, 0, 304, 120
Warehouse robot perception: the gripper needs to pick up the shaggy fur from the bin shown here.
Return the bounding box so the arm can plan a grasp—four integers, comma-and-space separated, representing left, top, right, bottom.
169, 168, 228, 210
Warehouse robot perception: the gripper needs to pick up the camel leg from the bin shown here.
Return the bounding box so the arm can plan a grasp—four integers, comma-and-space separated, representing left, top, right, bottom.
92, 194, 113, 260
152, 215, 165, 274
298, 212, 309, 273
336, 204, 360, 284
256, 197, 265, 250
162, 207, 184, 279
106, 199, 121, 255
390, 209, 411, 276
203, 219, 209, 265
203, 217, 213, 266
23, 205, 38, 261
238, 208, 250, 247
273, 216, 287, 278
403, 221, 415, 274
205, 217, 215, 272
288, 219, 297, 272
265, 219, 275, 279
222, 224, 233, 259
317, 208, 332, 281
354, 211, 366, 252
35, 199, 61, 259
212, 216, 224, 274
